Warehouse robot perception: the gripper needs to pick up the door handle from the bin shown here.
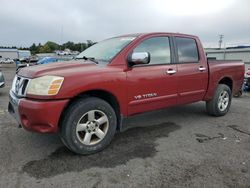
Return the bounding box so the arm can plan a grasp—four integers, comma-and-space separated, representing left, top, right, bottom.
198, 67, 206, 71
166, 69, 176, 75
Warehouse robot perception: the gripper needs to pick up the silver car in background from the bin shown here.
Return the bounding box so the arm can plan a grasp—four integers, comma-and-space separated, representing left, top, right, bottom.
0, 70, 5, 88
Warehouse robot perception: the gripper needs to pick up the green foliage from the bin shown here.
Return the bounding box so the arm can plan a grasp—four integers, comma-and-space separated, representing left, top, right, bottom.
28, 41, 93, 55
30, 43, 39, 54
46, 41, 59, 51
39, 44, 51, 53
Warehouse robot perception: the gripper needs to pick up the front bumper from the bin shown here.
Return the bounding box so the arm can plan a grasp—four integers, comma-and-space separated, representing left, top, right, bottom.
8, 91, 69, 133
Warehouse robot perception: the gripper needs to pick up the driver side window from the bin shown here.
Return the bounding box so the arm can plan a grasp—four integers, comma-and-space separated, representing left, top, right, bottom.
133, 37, 171, 65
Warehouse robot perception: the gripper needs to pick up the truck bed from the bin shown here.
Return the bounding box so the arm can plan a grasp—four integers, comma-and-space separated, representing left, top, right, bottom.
204, 60, 245, 100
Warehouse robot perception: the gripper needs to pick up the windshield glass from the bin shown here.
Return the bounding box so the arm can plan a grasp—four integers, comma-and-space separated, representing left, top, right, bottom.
76, 37, 136, 64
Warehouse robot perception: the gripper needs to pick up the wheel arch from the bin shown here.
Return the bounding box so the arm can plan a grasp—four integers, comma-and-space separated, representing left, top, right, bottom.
59, 89, 122, 131
204, 76, 233, 101
218, 77, 233, 91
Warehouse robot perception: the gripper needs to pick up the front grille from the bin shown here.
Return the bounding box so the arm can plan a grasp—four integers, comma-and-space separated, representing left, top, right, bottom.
11, 75, 30, 97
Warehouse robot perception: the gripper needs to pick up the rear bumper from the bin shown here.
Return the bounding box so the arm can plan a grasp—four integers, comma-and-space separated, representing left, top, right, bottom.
8, 91, 69, 133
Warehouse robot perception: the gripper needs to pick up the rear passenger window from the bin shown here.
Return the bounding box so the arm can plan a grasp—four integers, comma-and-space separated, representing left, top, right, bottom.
176, 37, 199, 63
133, 37, 171, 65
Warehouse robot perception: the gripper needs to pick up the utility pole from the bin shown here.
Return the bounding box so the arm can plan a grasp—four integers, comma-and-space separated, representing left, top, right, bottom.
218, 34, 224, 49
60, 26, 63, 50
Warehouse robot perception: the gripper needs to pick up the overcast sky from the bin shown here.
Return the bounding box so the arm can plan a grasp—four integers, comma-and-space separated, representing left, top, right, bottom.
0, 0, 249, 48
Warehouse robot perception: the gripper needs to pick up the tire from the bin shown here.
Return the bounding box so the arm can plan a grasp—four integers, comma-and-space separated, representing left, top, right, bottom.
234, 90, 242, 98
206, 84, 232, 116
60, 97, 117, 155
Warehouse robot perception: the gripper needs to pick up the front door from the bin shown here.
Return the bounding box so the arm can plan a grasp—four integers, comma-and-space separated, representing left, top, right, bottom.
126, 36, 178, 115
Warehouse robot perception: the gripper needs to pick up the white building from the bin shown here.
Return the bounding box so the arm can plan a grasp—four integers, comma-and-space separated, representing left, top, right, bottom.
0, 48, 31, 60
0, 48, 18, 59
206, 48, 250, 64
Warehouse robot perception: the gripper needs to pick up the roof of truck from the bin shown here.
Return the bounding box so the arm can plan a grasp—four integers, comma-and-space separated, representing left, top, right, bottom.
117, 32, 197, 38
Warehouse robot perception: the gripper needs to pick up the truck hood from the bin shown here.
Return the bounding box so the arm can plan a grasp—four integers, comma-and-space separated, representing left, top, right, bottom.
18, 60, 103, 78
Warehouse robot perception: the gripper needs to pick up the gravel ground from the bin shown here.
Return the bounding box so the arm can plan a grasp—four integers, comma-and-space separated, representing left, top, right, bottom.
0, 64, 250, 188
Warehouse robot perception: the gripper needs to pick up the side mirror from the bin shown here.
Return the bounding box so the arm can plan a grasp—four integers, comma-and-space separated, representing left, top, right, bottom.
128, 52, 150, 65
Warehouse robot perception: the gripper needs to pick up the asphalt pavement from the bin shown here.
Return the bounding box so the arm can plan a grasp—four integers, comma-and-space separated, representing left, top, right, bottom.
0, 64, 250, 188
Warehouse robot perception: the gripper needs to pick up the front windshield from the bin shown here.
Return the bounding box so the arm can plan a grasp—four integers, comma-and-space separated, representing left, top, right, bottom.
76, 36, 136, 63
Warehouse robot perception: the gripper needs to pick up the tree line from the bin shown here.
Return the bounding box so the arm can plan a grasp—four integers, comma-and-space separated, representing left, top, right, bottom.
1, 40, 95, 55
30, 40, 94, 54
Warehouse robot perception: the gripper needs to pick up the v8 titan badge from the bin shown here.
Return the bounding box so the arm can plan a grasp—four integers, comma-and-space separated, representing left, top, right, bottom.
134, 93, 157, 100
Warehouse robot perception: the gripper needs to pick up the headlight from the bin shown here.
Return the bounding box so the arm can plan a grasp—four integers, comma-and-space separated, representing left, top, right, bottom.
26, 76, 64, 96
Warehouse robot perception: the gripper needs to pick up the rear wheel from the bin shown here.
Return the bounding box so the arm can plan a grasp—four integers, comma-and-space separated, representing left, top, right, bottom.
234, 90, 242, 98
206, 84, 232, 116
60, 97, 117, 155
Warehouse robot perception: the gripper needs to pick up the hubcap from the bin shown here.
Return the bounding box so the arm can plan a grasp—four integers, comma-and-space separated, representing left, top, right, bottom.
76, 110, 109, 145
218, 90, 229, 111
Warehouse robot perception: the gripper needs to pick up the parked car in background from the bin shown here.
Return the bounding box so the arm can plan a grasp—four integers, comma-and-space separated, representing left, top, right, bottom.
244, 68, 250, 91
234, 68, 250, 97
71, 51, 80, 55
0, 58, 14, 64
0, 70, 5, 88
29, 56, 39, 63
56, 51, 69, 56
36, 57, 58, 65
56, 49, 79, 56
8, 32, 244, 155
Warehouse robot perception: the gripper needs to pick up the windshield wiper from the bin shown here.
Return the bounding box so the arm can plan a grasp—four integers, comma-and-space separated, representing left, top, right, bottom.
76, 56, 99, 64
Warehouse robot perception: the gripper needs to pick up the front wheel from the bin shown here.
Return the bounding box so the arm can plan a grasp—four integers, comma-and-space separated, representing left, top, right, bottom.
60, 97, 117, 155
206, 84, 232, 116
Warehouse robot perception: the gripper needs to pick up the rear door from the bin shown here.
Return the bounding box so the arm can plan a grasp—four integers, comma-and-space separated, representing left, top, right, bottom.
127, 36, 178, 115
174, 36, 208, 104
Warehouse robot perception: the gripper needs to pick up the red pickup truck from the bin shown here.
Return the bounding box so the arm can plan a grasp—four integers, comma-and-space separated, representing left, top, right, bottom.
9, 33, 244, 154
